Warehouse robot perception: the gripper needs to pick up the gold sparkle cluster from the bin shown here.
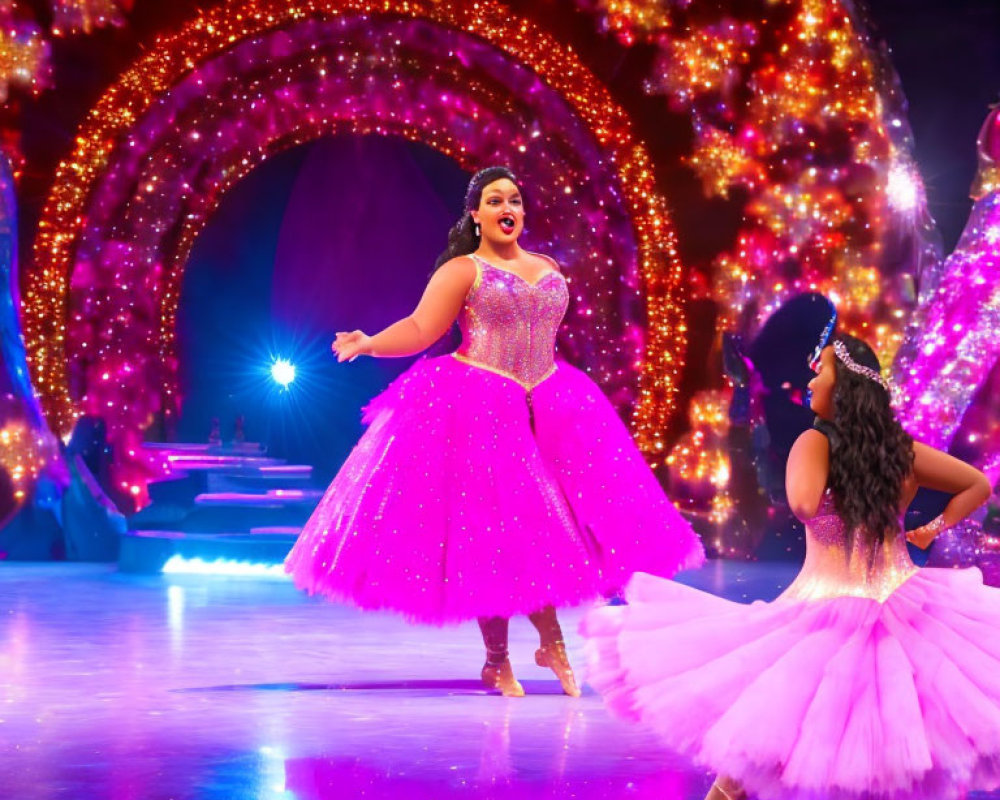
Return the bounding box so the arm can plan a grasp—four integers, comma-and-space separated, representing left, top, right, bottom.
0, 1, 128, 104
592, 0, 907, 362
596, 0, 678, 39
688, 126, 764, 200
0, 3, 51, 103
651, 19, 754, 102
666, 389, 733, 520
0, 421, 54, 500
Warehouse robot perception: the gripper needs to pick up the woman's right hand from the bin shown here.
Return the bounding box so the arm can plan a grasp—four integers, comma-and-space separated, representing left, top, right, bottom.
332, 330, 373, 362
905, 518, 943, 550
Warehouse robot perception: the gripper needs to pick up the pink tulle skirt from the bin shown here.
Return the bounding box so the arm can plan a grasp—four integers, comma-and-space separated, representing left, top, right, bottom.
284, 355, 704, 623
582, 568, 1000, 800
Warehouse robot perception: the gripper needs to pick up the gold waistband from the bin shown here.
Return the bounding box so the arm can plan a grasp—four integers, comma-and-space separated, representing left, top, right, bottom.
779, 563, 920, 604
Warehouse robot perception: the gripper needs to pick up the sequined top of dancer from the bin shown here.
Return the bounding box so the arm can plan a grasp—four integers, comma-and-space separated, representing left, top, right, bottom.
452, 254, 568, 389
779, 490, 919, 603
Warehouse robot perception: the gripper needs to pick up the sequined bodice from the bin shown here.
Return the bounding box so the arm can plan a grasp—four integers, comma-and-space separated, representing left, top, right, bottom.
454, 255, 569, 389
780, 490, 918, 603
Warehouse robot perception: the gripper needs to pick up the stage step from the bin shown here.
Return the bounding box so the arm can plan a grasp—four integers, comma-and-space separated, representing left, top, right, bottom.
123, 442, 322, 573
145, 467, 316, 506
205, 466, 313, 493
194, 489, 324, 507
250, 525, 302, 536
119, 529, 299, 574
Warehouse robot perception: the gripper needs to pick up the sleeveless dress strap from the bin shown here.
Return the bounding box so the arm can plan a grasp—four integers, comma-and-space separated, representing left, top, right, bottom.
812, 417, 836, 439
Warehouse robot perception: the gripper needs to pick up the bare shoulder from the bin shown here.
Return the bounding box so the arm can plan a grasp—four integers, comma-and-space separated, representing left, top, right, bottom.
525, 251, 561, 273
911, 440, 937, 462
785, 427, 830, 521
434, 255, 479, 285
789, 427, 829, 462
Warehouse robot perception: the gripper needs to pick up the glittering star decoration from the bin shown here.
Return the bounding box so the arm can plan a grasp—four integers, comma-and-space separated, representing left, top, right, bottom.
595, 0, 675, 42
687, 124, 765, 199
646, 19, 757, 106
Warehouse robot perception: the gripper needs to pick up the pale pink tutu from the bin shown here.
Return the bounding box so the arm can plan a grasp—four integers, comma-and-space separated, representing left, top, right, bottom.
582, 568, 1000, 800
285, 355, 704, 623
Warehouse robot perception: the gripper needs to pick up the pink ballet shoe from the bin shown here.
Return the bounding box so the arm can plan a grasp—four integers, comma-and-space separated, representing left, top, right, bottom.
535, 641, 581, 697
481, 659, 525, 697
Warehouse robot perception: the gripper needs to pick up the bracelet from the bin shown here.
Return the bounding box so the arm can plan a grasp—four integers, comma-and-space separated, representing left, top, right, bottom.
909, 514, 946, 544
924, 515, 947, 536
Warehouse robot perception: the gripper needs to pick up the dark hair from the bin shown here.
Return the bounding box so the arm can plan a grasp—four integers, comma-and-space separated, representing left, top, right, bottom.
825, 334, 914, 555
432, 166, 522, 271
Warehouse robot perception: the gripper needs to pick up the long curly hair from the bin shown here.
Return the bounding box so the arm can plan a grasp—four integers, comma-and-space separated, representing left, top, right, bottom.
825, 334, 914, 553
432, 166, 522, 271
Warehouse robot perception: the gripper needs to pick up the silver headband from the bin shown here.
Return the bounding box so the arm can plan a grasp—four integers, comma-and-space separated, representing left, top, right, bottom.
833, 340, 891, 393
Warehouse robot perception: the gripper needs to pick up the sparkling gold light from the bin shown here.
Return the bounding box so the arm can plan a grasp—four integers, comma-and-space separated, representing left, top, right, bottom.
596, 0, 905, 359
0, 3, 51, 102
0, 421, 53, 493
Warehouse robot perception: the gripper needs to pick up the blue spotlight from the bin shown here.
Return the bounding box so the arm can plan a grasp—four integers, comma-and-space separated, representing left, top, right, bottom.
270, 357, 296, 388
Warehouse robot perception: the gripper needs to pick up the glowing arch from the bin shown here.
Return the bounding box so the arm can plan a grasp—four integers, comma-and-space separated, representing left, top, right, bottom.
25, 0, 687, 499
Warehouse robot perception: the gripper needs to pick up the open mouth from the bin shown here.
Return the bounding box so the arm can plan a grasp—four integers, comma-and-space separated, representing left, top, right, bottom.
498, 213, 516, 234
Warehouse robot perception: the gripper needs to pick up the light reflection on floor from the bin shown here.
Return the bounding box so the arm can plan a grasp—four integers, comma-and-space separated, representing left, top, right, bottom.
1, 561, 995, 799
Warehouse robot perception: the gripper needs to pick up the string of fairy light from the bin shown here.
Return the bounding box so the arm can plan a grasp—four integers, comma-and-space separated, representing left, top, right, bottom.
26, 0, 688, 503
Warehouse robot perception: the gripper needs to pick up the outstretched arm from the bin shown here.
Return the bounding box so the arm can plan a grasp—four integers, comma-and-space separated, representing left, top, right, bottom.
333, 257, 477, 361
906, 442, 992, 548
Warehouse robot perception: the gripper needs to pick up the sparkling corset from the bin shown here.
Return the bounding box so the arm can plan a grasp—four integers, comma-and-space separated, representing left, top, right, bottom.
454, 255, 569, 389
780, 490, 918, 603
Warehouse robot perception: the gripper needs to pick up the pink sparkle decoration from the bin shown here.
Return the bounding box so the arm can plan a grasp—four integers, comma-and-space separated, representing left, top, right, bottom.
894, 188, 1000, 456
54, 14, 663, 505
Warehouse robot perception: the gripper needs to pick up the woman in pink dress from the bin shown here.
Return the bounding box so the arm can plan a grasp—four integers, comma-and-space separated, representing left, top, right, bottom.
584, 332, 998, 800
285, 166, 704, 697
